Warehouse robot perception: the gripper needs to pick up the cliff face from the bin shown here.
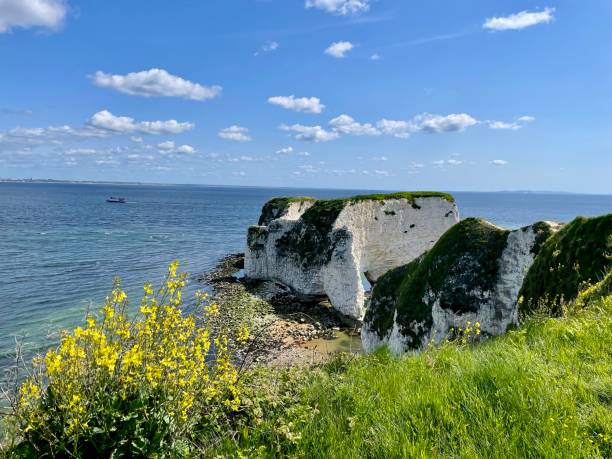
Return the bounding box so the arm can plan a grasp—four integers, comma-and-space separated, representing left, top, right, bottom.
362, 219, 561, 353
245, 193, 459, 319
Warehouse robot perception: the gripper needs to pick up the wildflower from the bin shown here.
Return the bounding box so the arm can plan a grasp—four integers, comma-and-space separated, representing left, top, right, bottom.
12, 260, 244, 455
45, 351, 62, 375
205, 303, 220, 316
237, 325, 250, 343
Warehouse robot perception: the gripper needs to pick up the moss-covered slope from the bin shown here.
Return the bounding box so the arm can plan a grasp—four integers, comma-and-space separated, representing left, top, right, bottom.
258, 197, 316, 226
366, 218, 510, 347
519, 213, 612, 314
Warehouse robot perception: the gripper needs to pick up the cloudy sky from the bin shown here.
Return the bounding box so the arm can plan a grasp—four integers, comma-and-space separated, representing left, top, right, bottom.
0, 0, 611, 193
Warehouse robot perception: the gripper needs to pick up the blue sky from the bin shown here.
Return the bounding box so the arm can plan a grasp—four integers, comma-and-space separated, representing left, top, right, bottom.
0, 0, 611, 193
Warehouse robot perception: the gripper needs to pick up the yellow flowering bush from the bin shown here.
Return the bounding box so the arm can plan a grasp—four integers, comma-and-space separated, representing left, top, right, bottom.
6, 261, 246, 457
447, 320, 482, 345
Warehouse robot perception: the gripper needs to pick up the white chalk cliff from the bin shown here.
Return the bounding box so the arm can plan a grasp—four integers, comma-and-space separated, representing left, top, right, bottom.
362, 219, 561, 354
245, 193, 459, 319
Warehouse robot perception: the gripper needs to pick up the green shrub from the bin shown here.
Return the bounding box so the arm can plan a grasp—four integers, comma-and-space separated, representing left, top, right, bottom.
1, 262, 248, 458
520, 214, 612, 315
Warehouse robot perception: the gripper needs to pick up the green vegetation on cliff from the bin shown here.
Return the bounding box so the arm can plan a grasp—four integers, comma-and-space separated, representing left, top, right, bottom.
367, 218, 510, 347
363, 262, 416, 340
519, 213, 612, 315
258, 197, 316, 225
273, 192, 455, 268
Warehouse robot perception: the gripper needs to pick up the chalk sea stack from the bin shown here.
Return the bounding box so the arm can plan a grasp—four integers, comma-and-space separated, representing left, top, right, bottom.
245, 192, 459, 319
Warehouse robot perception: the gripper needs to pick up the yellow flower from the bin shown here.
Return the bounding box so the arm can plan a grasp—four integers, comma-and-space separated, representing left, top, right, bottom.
205, 303, 220, 317
45, 351, 62, 375
237, 325, 250, 343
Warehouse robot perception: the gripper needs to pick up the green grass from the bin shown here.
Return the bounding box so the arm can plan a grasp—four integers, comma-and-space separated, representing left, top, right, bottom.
218, 293, 612, 458
258, 197, 316, 225
520, 214, 612, 315
343, 191, 455, 204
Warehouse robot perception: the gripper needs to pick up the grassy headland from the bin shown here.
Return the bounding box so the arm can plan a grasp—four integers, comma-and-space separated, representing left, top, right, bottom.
217, 291, 612, 458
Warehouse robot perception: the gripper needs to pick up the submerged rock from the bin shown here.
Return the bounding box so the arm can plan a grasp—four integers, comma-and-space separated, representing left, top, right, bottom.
362, 218, 561, 353
245, 192, 459, 319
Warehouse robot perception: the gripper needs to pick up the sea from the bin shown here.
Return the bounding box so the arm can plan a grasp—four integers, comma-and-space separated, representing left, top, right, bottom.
1, 182, 611, 370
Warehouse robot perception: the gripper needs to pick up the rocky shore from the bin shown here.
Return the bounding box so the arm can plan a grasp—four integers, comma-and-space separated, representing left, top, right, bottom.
197, 253, 362, 367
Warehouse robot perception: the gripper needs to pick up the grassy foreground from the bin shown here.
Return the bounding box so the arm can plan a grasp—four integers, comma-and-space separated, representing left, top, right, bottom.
219, 295, 612, 458
1, 267, 610, 457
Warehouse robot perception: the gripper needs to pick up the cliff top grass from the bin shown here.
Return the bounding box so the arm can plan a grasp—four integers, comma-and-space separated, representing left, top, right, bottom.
519, 213, 612, 315
258, 197, 316, 225
259, 191, 455, 224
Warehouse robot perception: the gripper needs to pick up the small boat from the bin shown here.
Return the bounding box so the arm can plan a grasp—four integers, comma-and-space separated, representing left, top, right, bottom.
106, 197, 126, 203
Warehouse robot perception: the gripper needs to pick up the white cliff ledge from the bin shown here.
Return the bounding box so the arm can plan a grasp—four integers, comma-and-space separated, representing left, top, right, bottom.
245, 192, 459, 319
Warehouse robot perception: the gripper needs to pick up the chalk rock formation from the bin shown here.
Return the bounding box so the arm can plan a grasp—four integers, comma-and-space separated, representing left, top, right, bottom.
362, 218, 561, 353
245, 193, 459, 319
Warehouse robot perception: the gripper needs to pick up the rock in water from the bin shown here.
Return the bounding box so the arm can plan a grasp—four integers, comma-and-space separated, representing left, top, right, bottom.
362, 218, 561, 353
245, 192, 459, 319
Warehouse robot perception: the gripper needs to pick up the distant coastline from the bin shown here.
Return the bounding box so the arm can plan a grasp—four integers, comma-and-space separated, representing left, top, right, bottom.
0, 178, 609, 196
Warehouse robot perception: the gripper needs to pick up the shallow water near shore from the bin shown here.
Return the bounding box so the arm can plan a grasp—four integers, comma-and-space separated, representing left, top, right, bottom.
301, 331, 363, 354
1, 182, 611, 370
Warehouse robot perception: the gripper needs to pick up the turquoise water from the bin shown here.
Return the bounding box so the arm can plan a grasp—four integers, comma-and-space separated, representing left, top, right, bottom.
1, 183, 611, 368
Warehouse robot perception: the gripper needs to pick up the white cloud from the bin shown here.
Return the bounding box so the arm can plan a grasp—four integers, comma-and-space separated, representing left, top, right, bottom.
372, 156, 388, 161
95, 159, 120, 166
298, 151, 311, 157
176, 145, 195, 155
370, 53, 381, 61
305, 0, 370, 15
63, 148, 99, 156
324, 41, 354, 58
329, 114, 380, 136
432, 160, 445, 167
232, 171, 246, 177
93, 68, 222, 101
491, 159, 508, 166
488, 116, 535, 130
484, 8, 555, 31
376, 119, 413, 138
488, 121, 521, 130
130, 136, 143, 143
268, 95, 325, 114
280, 124, 339, 142
89, 110, 194, 134
218, 125, 252, 142
157, 140, 196, 154
276, 146, 294, 155
279, 112, 489, 142
157, 141, 175, 151
0, 0, 67, 33
447, 159, 463, 166
414, 113, 478, 133
255, 41, 280, 56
